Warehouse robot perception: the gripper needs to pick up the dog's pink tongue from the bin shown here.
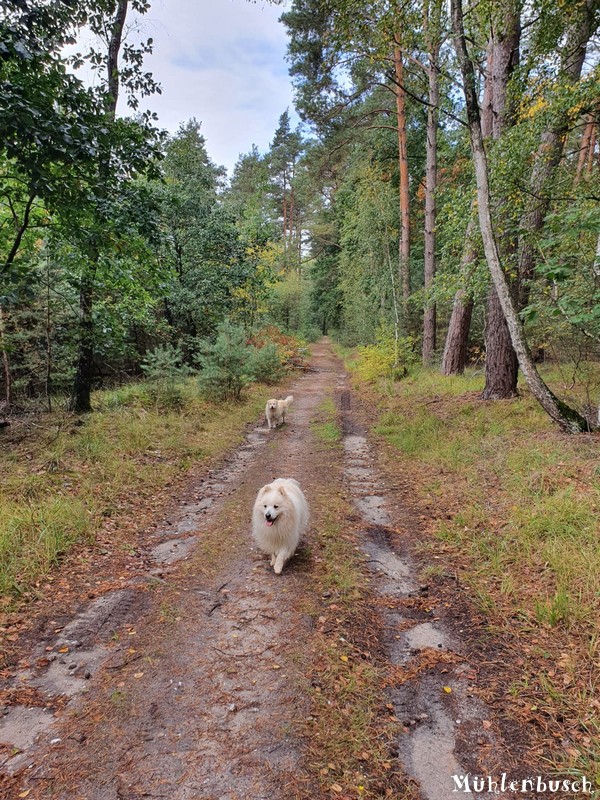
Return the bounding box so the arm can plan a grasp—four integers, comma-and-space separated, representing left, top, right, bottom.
266, 520, 273, 527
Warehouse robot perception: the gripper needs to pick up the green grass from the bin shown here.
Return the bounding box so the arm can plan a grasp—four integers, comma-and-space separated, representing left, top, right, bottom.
311, 395, 342, 445
0, 498, 91, 596
299, 497, 413, 800
0, 379, 269, 602
347, 359, 600, 785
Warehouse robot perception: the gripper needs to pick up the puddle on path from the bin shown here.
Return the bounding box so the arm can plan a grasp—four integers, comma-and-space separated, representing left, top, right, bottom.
0, 419, 273, 773
340, 387, 496, 800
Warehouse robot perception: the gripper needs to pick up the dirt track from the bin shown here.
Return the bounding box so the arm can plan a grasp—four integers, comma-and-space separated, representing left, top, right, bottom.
0, 341, 527, 799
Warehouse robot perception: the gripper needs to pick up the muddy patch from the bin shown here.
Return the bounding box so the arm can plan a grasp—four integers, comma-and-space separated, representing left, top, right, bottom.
340, 387, 498, 800
0, 420, 274, 775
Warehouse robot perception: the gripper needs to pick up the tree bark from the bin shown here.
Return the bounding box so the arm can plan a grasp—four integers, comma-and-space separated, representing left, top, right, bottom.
422, 0, 441, 364
393, 37, 411, 310
441, 42, 494, 375
451, 0, 592, 433
441, 289, 473, 375
575, 114, 596, 184
0, 306, 12, 413
482, 3, 521, 400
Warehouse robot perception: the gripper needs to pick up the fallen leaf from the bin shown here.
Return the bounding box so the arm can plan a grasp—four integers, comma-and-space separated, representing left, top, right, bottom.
340, 655, 349, 663
18, 791, 31, 798
272, 664, 281, 670
331, 784, 343, 794
58, 646, 69, 654
443, 686, 452, 694
133, 672, 144, 679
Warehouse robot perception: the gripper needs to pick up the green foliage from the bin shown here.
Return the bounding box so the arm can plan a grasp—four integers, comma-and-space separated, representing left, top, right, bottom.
197, 320, 253, 401
355, 326, 418, 383
248, 342, 286, 385
141, 344, 190, 408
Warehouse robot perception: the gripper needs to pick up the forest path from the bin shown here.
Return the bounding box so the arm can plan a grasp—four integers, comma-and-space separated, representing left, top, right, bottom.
1, 341, 513, 799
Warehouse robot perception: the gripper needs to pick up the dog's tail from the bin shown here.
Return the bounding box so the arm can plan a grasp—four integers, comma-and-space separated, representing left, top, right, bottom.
284, 395, 294, 407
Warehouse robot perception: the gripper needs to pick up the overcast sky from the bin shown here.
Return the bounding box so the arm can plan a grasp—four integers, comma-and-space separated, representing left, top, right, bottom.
131, 0, 296, 175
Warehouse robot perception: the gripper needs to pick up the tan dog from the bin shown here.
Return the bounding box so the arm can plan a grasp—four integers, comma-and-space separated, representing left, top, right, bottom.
252, 478, 309, 574
265, 395, 293, 429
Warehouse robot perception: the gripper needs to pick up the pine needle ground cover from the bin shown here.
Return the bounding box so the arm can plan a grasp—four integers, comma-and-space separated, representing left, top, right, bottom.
0, 381, 267, 602
346, 362, 600, 788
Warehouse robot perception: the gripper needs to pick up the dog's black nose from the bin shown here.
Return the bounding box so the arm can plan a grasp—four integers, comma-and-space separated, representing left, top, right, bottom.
265, 512, 272, 521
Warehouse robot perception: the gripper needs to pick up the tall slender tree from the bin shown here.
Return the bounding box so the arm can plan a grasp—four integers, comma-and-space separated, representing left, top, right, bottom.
451, 0, 592, 433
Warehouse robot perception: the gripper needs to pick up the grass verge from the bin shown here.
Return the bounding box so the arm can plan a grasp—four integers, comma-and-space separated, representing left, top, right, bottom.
0, 380, 267, 602
343, 358, 600, 789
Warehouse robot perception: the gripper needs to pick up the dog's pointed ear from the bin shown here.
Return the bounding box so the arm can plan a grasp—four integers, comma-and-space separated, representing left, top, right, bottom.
277, 485, 288, 497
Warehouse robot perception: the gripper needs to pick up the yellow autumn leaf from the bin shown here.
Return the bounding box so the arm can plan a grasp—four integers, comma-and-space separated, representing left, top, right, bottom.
443, 686, 452, 694
19, 791, 31, 798
340, 655, 349, 663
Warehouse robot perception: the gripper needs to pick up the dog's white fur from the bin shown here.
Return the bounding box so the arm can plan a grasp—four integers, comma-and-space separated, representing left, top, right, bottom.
252, 478, 309, 574
265, 395, 293, 429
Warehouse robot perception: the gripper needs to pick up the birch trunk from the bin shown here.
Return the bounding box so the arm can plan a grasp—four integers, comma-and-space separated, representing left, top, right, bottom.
451, 0, 592, 433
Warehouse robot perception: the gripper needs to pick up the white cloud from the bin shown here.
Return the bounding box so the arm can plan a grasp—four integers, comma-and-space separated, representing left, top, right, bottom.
134, 0, 296, 173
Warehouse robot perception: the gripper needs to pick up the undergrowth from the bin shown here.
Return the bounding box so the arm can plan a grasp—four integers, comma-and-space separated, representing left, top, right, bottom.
0, 380, 267, 601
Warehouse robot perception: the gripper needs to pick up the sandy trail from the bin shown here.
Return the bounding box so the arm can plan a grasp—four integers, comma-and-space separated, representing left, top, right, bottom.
1, 341, 521, 799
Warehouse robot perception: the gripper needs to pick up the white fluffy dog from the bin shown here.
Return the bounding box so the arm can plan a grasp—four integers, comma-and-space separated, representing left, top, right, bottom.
252, 478, 309, 574
265, 395, 293, 429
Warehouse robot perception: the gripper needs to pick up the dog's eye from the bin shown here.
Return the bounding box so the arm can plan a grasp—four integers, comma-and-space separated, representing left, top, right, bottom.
273, 505, 278, 509
263, 504, 267, 508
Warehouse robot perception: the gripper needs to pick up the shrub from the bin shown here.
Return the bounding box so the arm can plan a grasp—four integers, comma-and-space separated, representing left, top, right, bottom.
248, 342, 286, 384
197, 321, 252, 401
355, 326, 417, 383
248, 325, 308, 371
141, 344, 190, 408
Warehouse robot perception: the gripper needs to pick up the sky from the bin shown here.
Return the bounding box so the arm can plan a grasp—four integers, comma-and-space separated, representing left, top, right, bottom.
129, 0, 297, 175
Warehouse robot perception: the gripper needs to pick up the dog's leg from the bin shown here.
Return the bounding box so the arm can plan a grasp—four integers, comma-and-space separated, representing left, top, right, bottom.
270, 554, 276, 567
273, 550, 290, 575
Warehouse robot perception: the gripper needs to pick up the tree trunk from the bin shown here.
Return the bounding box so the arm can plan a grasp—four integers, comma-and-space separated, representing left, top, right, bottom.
441, 42, 494, 376
71, 260, 97, 413
393, 38, 411, 310
517, 1, 597, 309
441, 289, 473, 375
70, 0, 128, 413
575, 114, 596, 184
482, 3, 521, 400
482, 288, 518, 399
422, 0, 441, 364
0, 306, 12, 413
451, 0, 592, 433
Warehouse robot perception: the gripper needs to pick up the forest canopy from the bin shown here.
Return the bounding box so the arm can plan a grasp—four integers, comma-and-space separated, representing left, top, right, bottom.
0, 0, 599, 431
